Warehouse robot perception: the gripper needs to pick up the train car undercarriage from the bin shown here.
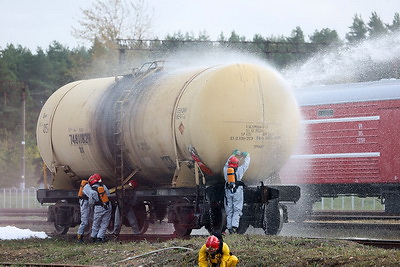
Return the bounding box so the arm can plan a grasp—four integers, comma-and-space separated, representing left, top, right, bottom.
37, 183, 300, 236
288, 183, 400, 223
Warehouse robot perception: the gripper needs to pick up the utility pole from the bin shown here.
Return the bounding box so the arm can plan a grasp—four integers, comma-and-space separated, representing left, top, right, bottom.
21, 85, 26, 189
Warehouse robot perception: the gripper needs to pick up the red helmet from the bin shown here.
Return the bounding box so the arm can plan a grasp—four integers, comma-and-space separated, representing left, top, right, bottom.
206, 235, 220, 252
228, 156, 239, 168
88, 173, 102, 185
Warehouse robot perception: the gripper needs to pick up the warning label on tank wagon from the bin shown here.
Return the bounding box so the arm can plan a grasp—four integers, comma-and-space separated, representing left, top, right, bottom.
69, 133, 91, 145
229, 124, 281, 145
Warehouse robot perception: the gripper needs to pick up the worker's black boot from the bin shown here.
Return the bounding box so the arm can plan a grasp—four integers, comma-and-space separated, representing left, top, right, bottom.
97, 237, 108, 243
77, 234, 84, 243
96, 237, 108, 243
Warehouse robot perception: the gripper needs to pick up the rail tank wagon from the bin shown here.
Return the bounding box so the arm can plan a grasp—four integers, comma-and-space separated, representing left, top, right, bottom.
36, 61, 301, 236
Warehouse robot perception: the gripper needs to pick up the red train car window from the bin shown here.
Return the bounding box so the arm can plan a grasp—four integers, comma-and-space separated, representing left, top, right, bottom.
317, 109, 334, 117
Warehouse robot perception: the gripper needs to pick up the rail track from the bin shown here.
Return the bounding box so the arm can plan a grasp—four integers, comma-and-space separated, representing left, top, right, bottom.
296, 221, 400, 231
2, 208, 400, 249
308, 210, 400, 221
0, 208, 47, 216
3, 208, 398, 222
0, 263, 101, 267
0, 208, 50, 226
346, 238, 400, 249
295, 210, 400, 232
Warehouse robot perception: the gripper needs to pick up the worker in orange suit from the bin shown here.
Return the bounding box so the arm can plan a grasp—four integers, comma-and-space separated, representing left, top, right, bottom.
198, 233, 238, 267
88, 173, 112, 242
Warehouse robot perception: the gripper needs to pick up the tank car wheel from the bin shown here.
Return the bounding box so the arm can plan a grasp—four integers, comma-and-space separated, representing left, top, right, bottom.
173, 223, 193, 237
53, 200, 70, 235
107, 205, 120, 235
171, 198, 194, 237
54, 222, 69, 235
237, 219, 249, 234
131, 204, 150, 234
107, 220, 118, 235
262, 199, 283, 235
205, 207, 226, 235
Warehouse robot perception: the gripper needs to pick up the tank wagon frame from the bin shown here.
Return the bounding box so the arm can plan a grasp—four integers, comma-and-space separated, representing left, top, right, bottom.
36, 61, 301, 236
37, 182, 299, 236
281, 79, 400, 216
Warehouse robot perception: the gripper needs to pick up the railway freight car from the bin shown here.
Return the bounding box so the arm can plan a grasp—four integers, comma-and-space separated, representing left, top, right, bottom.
280, 79, 400, 218
36, 61, 301, 236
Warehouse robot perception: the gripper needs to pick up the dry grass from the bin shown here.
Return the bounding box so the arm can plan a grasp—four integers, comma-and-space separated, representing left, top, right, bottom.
0, 234, 399, 266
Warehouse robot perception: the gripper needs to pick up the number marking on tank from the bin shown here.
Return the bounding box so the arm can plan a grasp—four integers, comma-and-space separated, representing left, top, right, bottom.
69, 133, 91, 145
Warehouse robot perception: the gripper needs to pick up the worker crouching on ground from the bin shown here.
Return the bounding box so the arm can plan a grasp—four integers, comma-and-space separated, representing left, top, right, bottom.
223, 149, 250, 234
198, 233, 239, 267
76, 178, 96, 242
88, 173, 112, 242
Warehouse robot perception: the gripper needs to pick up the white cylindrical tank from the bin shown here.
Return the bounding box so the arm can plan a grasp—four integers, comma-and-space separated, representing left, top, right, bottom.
36, 63, 300, 189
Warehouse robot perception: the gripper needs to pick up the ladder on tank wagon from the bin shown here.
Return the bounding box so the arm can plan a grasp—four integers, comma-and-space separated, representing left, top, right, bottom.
113, 61, 165, 186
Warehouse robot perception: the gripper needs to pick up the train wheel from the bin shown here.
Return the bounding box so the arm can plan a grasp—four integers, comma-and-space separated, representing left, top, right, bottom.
171, 198, 194, 237
107, 220, 118, 235
262, 199, 283, 235
205, 207, 226, 235
237, 219, 249, 234
131, 204, 150, 234
107, 205, 120, 235
53, 200, 70, 235
173, 223, 192, 237
54, 222, 69, 235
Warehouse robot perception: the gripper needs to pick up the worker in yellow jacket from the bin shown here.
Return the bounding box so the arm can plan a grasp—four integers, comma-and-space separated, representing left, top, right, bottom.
198, 234, 238, 267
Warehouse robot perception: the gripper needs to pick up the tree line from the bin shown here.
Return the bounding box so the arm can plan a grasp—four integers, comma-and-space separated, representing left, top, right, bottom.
0, 9, 399, 187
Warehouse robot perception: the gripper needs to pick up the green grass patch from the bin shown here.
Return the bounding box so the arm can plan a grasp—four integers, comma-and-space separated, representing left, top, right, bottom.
0, 235, 398, 266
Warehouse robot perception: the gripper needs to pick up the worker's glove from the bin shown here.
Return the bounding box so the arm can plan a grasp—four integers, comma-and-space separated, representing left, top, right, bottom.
128, 180, 137, 188
242, 151, 249, 157
233, 149, 241, 156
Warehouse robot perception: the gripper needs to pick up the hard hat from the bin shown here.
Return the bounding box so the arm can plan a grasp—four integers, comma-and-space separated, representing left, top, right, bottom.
88, 173, 102, 185
228, 156, 239, 168
206, 235, 220, 253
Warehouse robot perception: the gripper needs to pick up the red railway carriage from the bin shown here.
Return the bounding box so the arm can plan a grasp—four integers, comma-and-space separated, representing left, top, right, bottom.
280, 79, 400, 214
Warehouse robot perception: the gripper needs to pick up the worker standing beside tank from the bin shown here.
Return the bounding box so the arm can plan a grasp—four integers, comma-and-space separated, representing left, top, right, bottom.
76, 178, 95, 242
223, 149, 250, 234
88, 173, 112, 242
112, 180, 141, 236
198, 233, 239, 267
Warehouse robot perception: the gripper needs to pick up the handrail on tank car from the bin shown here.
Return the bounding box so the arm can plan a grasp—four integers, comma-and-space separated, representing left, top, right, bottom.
132, 61, 165, 76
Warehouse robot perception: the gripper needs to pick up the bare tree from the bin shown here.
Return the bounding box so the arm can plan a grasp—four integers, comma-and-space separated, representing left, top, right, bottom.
72, 0, 153, 48
130, 0, 153, 40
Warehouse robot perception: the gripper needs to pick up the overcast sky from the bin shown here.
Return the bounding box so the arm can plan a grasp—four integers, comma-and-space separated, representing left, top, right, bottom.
1, 0, 399, 51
